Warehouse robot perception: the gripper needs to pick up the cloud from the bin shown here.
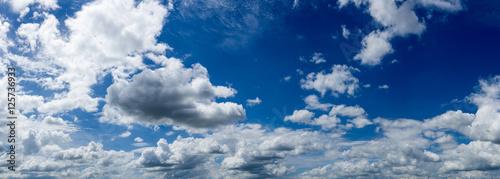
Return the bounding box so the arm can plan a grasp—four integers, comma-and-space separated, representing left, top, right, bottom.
101, 57, 245, 128
246, 97, 262, 106
1, 0, 59, 12
340, 0, 463, 66
283, 76, 291, 81
134, 137, 144, 143
354, 30, 394, 66
441, 141, 500, 172
136, 137, 229, 170
341, 24, 350, 39
467, 76, 500, 143
300, 159, 379, 178
310, 52, 326, 64
119, 131, 131, 138
304, 95, 333, 111
9, 0, 172, 115
0, 16, 13, 53
378, 84, 389, 89
285, 109, 315, 124
133, 137, 148, 147
286, 103, 371, 130
212, 124, 332, 178
300, 64, 360, 97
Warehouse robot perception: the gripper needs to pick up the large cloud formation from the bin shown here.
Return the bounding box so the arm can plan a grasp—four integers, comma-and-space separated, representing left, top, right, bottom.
102, 57, 245, 128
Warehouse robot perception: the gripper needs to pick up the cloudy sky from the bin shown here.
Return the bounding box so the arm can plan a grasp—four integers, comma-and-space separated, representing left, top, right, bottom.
0, 0, 500, 178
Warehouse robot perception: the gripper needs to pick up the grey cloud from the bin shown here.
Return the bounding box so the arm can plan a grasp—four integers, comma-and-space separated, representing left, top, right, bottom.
103, 58, 245, 128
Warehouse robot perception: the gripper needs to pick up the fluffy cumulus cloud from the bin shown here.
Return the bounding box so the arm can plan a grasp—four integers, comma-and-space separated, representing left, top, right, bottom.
286, 94, 372, 131
8, 0, 172, 115
1, 0, 59, 12
101, 57, 245, 128
300, 64, 360, 97
340, 0, 464, 66
467, 76, 500, 143
136, 137, 229, 171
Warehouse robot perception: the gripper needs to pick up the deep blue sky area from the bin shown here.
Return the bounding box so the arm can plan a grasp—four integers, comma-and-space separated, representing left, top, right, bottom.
161, 0, 499, 126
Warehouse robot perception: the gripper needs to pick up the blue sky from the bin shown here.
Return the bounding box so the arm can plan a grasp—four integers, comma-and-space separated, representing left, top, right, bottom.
1, 0, 500, 178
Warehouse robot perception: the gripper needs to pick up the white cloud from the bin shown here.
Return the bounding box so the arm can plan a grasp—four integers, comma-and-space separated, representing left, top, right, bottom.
341, 24, 350, 39
136, 137, 229, 170
283, 76, 291, 81
310, 52, 326, 64
304, 95, 333, 111
417, 0, 463, 12
340, 0, 462, 66
246, 97, 262, 106
0, 16, 13, 53
18, 7, 30, 20
285, 109, 314, 124
300, 64, 360, 97
101, 57, 245, 128
1, 0, 59, 12
11, 0, 171, 115
300, 160, 379, 178
119, 131, 131, 138
378, 84, 389, 89
134, 137, 144, 143
363, 84, 371, 88
286, 103, 371, 130
441, 141, 500, 172
467, 76, 500, 143
354, 30, 394, 66
293, 0, 299, 9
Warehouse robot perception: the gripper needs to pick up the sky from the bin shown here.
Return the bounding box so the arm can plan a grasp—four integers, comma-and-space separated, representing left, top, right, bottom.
0, 0, 500, 178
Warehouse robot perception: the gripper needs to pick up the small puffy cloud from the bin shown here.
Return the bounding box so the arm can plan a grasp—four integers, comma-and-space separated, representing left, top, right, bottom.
246, 97, 262, 106
363, 84, 371, 88
102, 57, 245, 128
42, 116, 67, 125
133, 137, 148, 147
286, 103, 371, 130
378, 84, 389, 89
300, 64, 360, 97
119, 131, 132, 138
285, 109, 314, 124
305, 95, 333, 111
354, 30, 394, 66
341, 25, 350, 39
329, 104, 371, 128
134, 137, 144, 143
283, 76, 291, 81
310, 52, 326, 64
